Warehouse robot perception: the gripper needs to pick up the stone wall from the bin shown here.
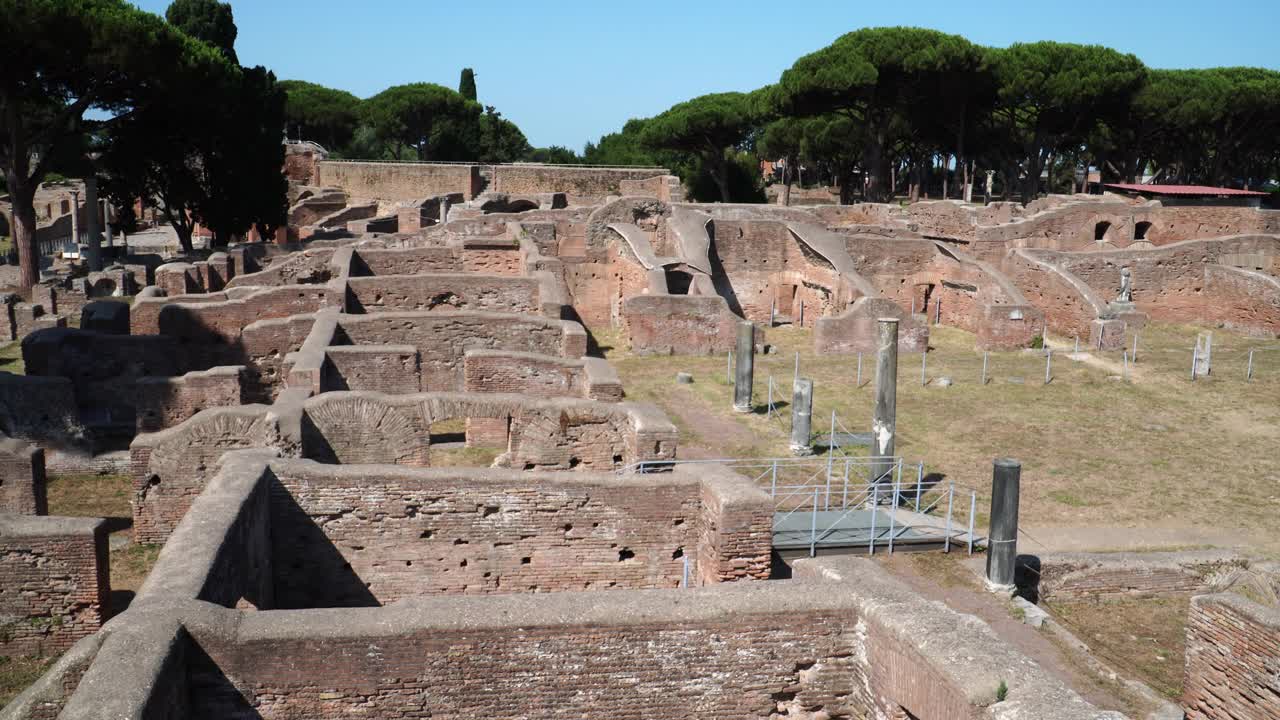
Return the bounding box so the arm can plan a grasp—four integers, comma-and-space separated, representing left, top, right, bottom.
0, 438, 47, 515
0, 372, 85, 450
316, 161, 482, 201
1183, 593, 1280, 720
814, 297, 929, 354
622, 294, 744, 355
268, 460, 771, 607
322, 345, 420, 394
0, 515, 109, 656
1201, 265, 1280, 337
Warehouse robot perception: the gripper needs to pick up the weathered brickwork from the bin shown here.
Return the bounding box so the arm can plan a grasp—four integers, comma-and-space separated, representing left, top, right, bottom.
0, 438, 48, 515
335, 311, 586, 392
490, 164, 669, 200
322, 345, 420, 393
0, 516, 109, 656
273, 464, 725, 606
1033, 551, 1245, 601
1183, 593, 1280, 720
345, 273, 541, 315
316, 161, 482, 201
134, 366, 247, 433
462, 350, 623, 401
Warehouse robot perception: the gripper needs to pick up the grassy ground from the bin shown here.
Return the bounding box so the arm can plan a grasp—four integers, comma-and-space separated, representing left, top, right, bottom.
0, 656, 55, 708
0, 341, 21, 375
603, 321, 1280, 555
45, 473, 160, 614
1046, 596, 1190, 700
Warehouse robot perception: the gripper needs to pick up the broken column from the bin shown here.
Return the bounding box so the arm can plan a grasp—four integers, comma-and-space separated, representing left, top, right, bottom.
985, 458, 1021, 592
1194, 332, 1212, 378
69, 190, 80, 247
872, 318, 898, 484
790, 378, 813, 455
733, 320, 755, 413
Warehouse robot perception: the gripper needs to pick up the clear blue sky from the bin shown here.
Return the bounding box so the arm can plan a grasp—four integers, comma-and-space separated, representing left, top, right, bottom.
133, 0, 1280, 151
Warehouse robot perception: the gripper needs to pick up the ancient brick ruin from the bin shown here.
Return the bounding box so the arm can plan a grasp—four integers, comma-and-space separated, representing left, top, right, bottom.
3, 163, 1279, 719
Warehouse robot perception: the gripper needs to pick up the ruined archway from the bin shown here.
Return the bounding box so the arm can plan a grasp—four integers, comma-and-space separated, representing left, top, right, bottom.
1094, 221, 1111, 242
1134, 221, 1152, 241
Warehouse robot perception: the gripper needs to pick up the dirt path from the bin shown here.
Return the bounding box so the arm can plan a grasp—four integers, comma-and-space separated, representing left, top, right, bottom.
656, 385, 760, 459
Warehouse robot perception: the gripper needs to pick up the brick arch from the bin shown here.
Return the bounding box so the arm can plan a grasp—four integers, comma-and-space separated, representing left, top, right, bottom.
302, 395, 429, 466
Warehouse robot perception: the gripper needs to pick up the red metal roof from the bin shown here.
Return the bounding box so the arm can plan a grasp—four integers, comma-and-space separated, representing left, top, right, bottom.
1104, 183, 1266, 197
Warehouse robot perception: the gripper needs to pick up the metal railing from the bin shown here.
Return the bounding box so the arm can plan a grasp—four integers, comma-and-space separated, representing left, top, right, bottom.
625, 455, 981, 558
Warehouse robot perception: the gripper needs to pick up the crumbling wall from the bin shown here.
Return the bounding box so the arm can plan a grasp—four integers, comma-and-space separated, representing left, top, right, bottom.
622, 294, 744, 355
0, 438, 48, 515
1183, 593, 1280, 720
814, 297, 929, 354
0, 373, 86, 450
1032, 551, 1246, 601
1200, 265, 1280, 337
491, 165, 668, 200
322, 345, 420, 394
0, 515, 109, 656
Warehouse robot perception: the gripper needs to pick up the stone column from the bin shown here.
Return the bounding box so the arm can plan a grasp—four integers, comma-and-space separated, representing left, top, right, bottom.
872, 318, 898, 484
732, 320, 755, 413
985, 458, 1021, 592
790, 378, 813, 455
69, 190, 80, 249
83, 177, 102, 271
102, 199, 113, 249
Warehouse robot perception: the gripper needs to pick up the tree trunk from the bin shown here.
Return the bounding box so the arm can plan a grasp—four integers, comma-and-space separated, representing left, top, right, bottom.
9, 173, 40, 292
781, 156, 793, 207
942, 154, 950, 199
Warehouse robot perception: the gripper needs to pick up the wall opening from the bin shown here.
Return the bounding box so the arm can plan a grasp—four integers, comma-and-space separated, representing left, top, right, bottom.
1094, 221, 1111, 242
664, 270, 693, 295
1134, 221, 1152, 241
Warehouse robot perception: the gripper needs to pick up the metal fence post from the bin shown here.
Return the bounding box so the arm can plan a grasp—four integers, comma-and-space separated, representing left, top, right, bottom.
1074, 336, 1079, 354
967, 491, 977, 555
868, 485, 879, 555
809, 488, 819, 558
981, 352, 989, 386
1132, 334, 1139, 364
921, 351, 927, 386
841, 458, 850, 509
944, 484, 955, 553
1044, 348, 1052, 385
915, 462, 924, 512
681, 555, 689, 588
826, 410, 836, 482
1190, 344, 1198, 381
1123, 350, 1129, 381
888, 479, 899, 553
1247, 350, 1255, 382
727, 351, 732, 383
857, 353, 863, 387
770, 460, 778, 499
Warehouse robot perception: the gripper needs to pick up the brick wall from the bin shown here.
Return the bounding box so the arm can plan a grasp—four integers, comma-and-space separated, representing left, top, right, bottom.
0, 438, 48, 515
299, 392, 676, 471
345, 273, 541, 315
0, 373, 86, 450
814, 297, 929, 354
1200, 265, 1280, 337
134, 366, 248, 433
316, 161, 481, 201
335, 311, 586, 392
462, 350, 622, 401
322, 346, 420, 394
0, 515, 109, 656
268, 462, 757, 607
622, 294, 744, 355
1034, 551, 1246, 601
1183, 593, 1280, 720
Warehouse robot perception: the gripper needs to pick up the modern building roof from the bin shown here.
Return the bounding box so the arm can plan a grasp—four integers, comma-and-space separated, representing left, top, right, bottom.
1103, 183, 1267, 197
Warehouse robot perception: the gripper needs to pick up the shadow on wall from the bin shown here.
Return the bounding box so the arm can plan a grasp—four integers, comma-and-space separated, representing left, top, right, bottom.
187, 640, 267, 719
706, 224, 747, 318
268, 474, 381, 609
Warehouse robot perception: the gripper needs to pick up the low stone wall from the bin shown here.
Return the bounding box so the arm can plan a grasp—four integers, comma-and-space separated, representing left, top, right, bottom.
224, 248, 337, 289
1201, 264, 1280, 337
322, 345, 420, 394
134, 366, 248, 433
1183, 593, 1280, 720
269, 459, 771, 607
0, 438, 47, 515
463, 350, 622, 401
0, 515, 109, 656
1031, 551, 1246, 601
0, 370, 87, 450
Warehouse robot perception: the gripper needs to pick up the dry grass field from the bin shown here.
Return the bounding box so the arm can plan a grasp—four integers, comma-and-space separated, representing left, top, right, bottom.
603, 321, 1280, 556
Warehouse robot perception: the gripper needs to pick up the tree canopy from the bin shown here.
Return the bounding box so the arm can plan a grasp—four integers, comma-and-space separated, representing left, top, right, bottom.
165, 0, 238, 63
361, 83, 482, 161
280, 80, 362, 151
459, 68, 477, 101
0, 0, 232, 288
640, 92, 757, 202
